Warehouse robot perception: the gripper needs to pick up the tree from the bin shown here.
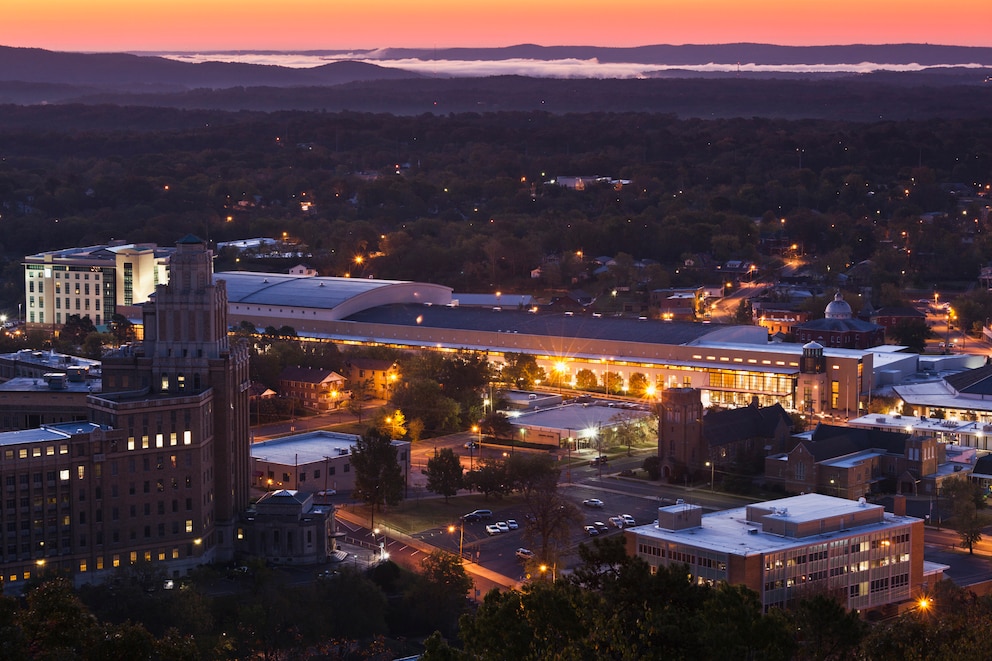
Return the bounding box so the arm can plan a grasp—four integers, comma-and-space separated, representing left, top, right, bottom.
575, 368, 598, 390
788, 593, 866, 661
350, 428, 405, 515
413, 551, 474, 636
372, 409, 407, 440
942, 476, 986, 553
465, 458, 510, 500
346, 378, 371, 424
500, 352, 546, 389
642, 455, 662, 480
733, 298, 754, 324
479, 411, 514, 442
888, 318, 932, 353
108, 313, 136, 344
628, 372, 649, 396
424, 448, 464, 502
58, 314, 97, 348
601, 370, 623, 395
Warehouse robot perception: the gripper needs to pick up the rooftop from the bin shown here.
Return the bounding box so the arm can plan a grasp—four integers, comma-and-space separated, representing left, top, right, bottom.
631, 493, 919, 556
252, 430, 367, 465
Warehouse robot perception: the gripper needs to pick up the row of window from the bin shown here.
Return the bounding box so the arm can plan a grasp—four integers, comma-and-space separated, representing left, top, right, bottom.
6, 545, 191, 585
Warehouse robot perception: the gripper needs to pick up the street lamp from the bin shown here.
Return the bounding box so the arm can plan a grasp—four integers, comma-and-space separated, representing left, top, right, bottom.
470, 425, 479, 471
705, 461, 714, 491
447, 521, 465, 559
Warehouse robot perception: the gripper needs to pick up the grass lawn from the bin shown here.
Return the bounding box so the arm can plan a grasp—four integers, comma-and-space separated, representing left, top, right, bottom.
348, 493, 527, 535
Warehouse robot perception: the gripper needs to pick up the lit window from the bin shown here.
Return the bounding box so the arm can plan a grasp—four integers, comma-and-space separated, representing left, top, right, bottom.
185, 519, 193, 533
127, 437, 135, 451
183, 431, 192, 445
59, 469, 69, 481
156, 434, 164, 448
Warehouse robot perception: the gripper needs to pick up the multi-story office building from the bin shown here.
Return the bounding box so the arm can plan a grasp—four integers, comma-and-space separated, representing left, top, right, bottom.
626, 493, 931, 613
1, 236, 250, 593
23, 242, 171, 329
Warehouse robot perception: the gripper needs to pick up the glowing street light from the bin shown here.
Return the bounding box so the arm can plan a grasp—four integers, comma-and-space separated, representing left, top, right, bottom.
447, 521, 465, 559
705, 461, 714, 491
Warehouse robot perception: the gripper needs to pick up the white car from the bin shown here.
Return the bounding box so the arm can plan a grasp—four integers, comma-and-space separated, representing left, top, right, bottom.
593, 521, 608, 531
582, 498, 605, 508
583, 525, 600, 536
506, 519, 519, 530
485, 524, 501, 535
515, 547, 534, 560
608, 516, 625, 528
621, 514, 636, 527
496, 521, 510, 533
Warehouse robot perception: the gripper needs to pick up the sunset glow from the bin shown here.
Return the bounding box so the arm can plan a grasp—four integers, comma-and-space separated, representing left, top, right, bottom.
3, 0, 991, 52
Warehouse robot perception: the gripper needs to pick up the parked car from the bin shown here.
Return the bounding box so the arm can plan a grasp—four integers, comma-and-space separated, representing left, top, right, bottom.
590, 456, 609, 466
506, 519, 519, 530
621, 514, 636, 526
515, 547, 534, 560
464, 441, 479, 449
463, 509, 492, 522
485, 524, 501, 535
496, 521, 510, 533
583, 525, 600, 536
582, 498, 605, 508
608, 516, 625, 528
593, 521, 609, 531
461, 512, 481, 523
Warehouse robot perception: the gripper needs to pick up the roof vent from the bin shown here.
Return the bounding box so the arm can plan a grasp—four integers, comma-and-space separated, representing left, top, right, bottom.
319, 282, 325, 287
746, 527, 759, 535
858, 497, 867, 507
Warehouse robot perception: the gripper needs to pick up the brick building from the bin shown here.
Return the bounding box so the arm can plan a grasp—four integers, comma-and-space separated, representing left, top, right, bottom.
626, 493, 930, 613
0, 236, 251, 593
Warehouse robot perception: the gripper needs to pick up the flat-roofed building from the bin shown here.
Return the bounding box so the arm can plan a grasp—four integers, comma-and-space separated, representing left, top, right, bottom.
0, 372, 100, 431
250, 430, 410, 496
23, 242, 171, 329
626, 493, 931, 613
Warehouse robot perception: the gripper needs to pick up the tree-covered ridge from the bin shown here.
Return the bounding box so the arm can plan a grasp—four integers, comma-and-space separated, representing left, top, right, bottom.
1, 108, 990, 313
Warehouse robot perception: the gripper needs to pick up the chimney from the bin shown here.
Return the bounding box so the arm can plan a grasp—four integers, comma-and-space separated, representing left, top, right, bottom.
891, 494, 906, 516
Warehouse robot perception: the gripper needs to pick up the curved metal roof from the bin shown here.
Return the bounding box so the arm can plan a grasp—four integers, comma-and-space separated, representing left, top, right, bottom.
215, 272, 452, 320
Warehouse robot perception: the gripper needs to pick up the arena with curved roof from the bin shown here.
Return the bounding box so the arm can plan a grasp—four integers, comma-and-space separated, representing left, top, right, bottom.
216, 271, 872, 416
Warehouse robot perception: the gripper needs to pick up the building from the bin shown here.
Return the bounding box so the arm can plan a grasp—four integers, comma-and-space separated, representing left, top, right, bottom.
626, 493, 929, 613
344, 357, 399, 400
238, 489, 335, 565
0, 371, 99, 432
0, 349, 100, 381
277, 366, 347, 411
870, 306, 927, 333
793, 293, 885, 350
217, 270, 874, 417
763, 424, 948, 499
23, 242, 171, 329
250, 430, 410, 496
657, 387, 792, 483
0, 236, 250, 593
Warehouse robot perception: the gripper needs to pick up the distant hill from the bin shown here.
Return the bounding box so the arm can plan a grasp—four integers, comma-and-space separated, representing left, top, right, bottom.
0, 46, 421, 88
370, 43, 992, 66
1, 44, 992, 120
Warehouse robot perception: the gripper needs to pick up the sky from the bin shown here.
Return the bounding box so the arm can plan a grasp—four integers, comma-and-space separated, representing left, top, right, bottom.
3, 0, 991, 53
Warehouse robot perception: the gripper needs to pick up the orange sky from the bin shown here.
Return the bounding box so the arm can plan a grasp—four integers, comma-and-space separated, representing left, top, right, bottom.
4, 0, 991, 52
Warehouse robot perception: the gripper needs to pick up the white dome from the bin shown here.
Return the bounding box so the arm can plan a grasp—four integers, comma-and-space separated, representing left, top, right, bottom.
803, 341, 823, 350
824, 292, 852, 319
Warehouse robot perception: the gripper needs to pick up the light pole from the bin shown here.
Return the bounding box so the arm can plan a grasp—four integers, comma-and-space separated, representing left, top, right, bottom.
470, 425, 479, 471
705, 461, 714, 491
447, 521, 465, 559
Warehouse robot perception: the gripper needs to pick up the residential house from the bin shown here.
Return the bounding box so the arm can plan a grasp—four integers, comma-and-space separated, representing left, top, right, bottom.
277, 367, 347, 411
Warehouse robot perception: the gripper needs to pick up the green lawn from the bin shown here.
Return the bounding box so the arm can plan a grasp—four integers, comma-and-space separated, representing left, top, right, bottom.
348, 493, 527, 535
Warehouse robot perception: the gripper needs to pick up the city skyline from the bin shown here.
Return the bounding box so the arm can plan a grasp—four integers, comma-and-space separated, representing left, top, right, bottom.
4, 0, 991, 53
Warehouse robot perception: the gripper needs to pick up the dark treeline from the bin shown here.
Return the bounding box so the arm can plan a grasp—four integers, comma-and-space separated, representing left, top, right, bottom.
1, 106, 991, 311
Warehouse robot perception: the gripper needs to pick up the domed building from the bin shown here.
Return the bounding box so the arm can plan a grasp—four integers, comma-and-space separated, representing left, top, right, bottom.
793, 292, 885, 349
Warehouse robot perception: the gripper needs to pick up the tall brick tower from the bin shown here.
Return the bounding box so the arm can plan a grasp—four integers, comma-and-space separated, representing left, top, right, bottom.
657, 387, 704, 483
94, 235, 250, 562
